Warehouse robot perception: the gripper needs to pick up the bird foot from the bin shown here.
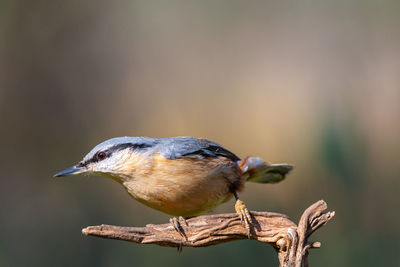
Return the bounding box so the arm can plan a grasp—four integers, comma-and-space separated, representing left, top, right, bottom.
235, 199, 252, 238
170, 217, 188, 238
170, 216, 188, 252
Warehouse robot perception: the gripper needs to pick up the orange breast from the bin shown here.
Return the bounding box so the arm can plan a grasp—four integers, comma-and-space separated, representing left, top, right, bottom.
123, 153, 243, 217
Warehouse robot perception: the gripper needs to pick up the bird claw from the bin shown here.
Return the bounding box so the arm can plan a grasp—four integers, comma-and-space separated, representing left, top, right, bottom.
235, 199, 252, 238
170, 216, 188, 252
179, 216, 189, 227
170, 217, 186, 237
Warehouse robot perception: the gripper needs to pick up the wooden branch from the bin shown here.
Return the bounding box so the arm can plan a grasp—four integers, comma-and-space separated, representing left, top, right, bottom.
82, 200, 334, 267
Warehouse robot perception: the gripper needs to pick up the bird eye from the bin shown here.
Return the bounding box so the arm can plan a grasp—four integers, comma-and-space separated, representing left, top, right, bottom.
97, 151, 106, 160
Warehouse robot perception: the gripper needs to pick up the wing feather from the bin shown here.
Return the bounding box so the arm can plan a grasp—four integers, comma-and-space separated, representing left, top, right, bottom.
158, 137, 240, 161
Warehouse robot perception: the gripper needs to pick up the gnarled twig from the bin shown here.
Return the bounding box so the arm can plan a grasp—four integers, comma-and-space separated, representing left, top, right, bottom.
82, 200, 334, 267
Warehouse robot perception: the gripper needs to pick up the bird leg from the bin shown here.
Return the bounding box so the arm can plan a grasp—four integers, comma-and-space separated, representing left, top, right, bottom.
169, 216, 188, 240
169, 216, 188, 252
233, 191, 252, 237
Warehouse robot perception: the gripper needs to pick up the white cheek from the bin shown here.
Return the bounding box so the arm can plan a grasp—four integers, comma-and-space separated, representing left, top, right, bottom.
95, 150, 134, 173
95, 160, 112, 172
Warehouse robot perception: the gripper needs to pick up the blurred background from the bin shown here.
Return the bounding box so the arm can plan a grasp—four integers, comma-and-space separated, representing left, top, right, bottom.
1, 0, 399, 266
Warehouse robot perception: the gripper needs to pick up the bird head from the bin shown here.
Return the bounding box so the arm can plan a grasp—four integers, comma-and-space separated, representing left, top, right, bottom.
54, 137, 155, 182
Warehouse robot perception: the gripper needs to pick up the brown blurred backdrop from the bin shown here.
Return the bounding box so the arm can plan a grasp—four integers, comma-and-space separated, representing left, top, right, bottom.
1, 1, 399, 266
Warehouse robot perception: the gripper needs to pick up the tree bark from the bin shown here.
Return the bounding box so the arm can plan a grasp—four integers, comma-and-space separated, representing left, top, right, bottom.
82, 200, 334, 267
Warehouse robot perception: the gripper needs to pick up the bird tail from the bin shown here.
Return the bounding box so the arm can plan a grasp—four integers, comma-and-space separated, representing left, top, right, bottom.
238, 157, 293, 183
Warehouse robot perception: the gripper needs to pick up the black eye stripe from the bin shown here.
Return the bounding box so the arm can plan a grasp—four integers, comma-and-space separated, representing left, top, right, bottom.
106, 143, 152, 153
81, 142, 153, 166
83, 151, 108, 165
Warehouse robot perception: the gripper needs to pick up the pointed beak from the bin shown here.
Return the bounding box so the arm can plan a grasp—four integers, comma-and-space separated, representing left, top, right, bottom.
54, 165, 86, 177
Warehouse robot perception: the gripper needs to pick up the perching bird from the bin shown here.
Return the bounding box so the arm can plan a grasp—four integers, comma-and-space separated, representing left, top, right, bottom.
54, 136, 292, 236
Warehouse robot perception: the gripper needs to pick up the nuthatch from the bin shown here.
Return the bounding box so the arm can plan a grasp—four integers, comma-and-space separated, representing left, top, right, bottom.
55, 136, 292, 237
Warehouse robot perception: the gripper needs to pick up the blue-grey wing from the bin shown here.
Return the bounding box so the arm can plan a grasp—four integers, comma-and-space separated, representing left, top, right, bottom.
158, 137, 240, 161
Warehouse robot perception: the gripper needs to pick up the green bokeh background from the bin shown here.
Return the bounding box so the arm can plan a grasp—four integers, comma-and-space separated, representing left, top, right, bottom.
1, 1, 399, 266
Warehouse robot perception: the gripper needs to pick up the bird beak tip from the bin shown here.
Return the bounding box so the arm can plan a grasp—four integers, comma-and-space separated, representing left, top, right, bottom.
54, 166, 84, 178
